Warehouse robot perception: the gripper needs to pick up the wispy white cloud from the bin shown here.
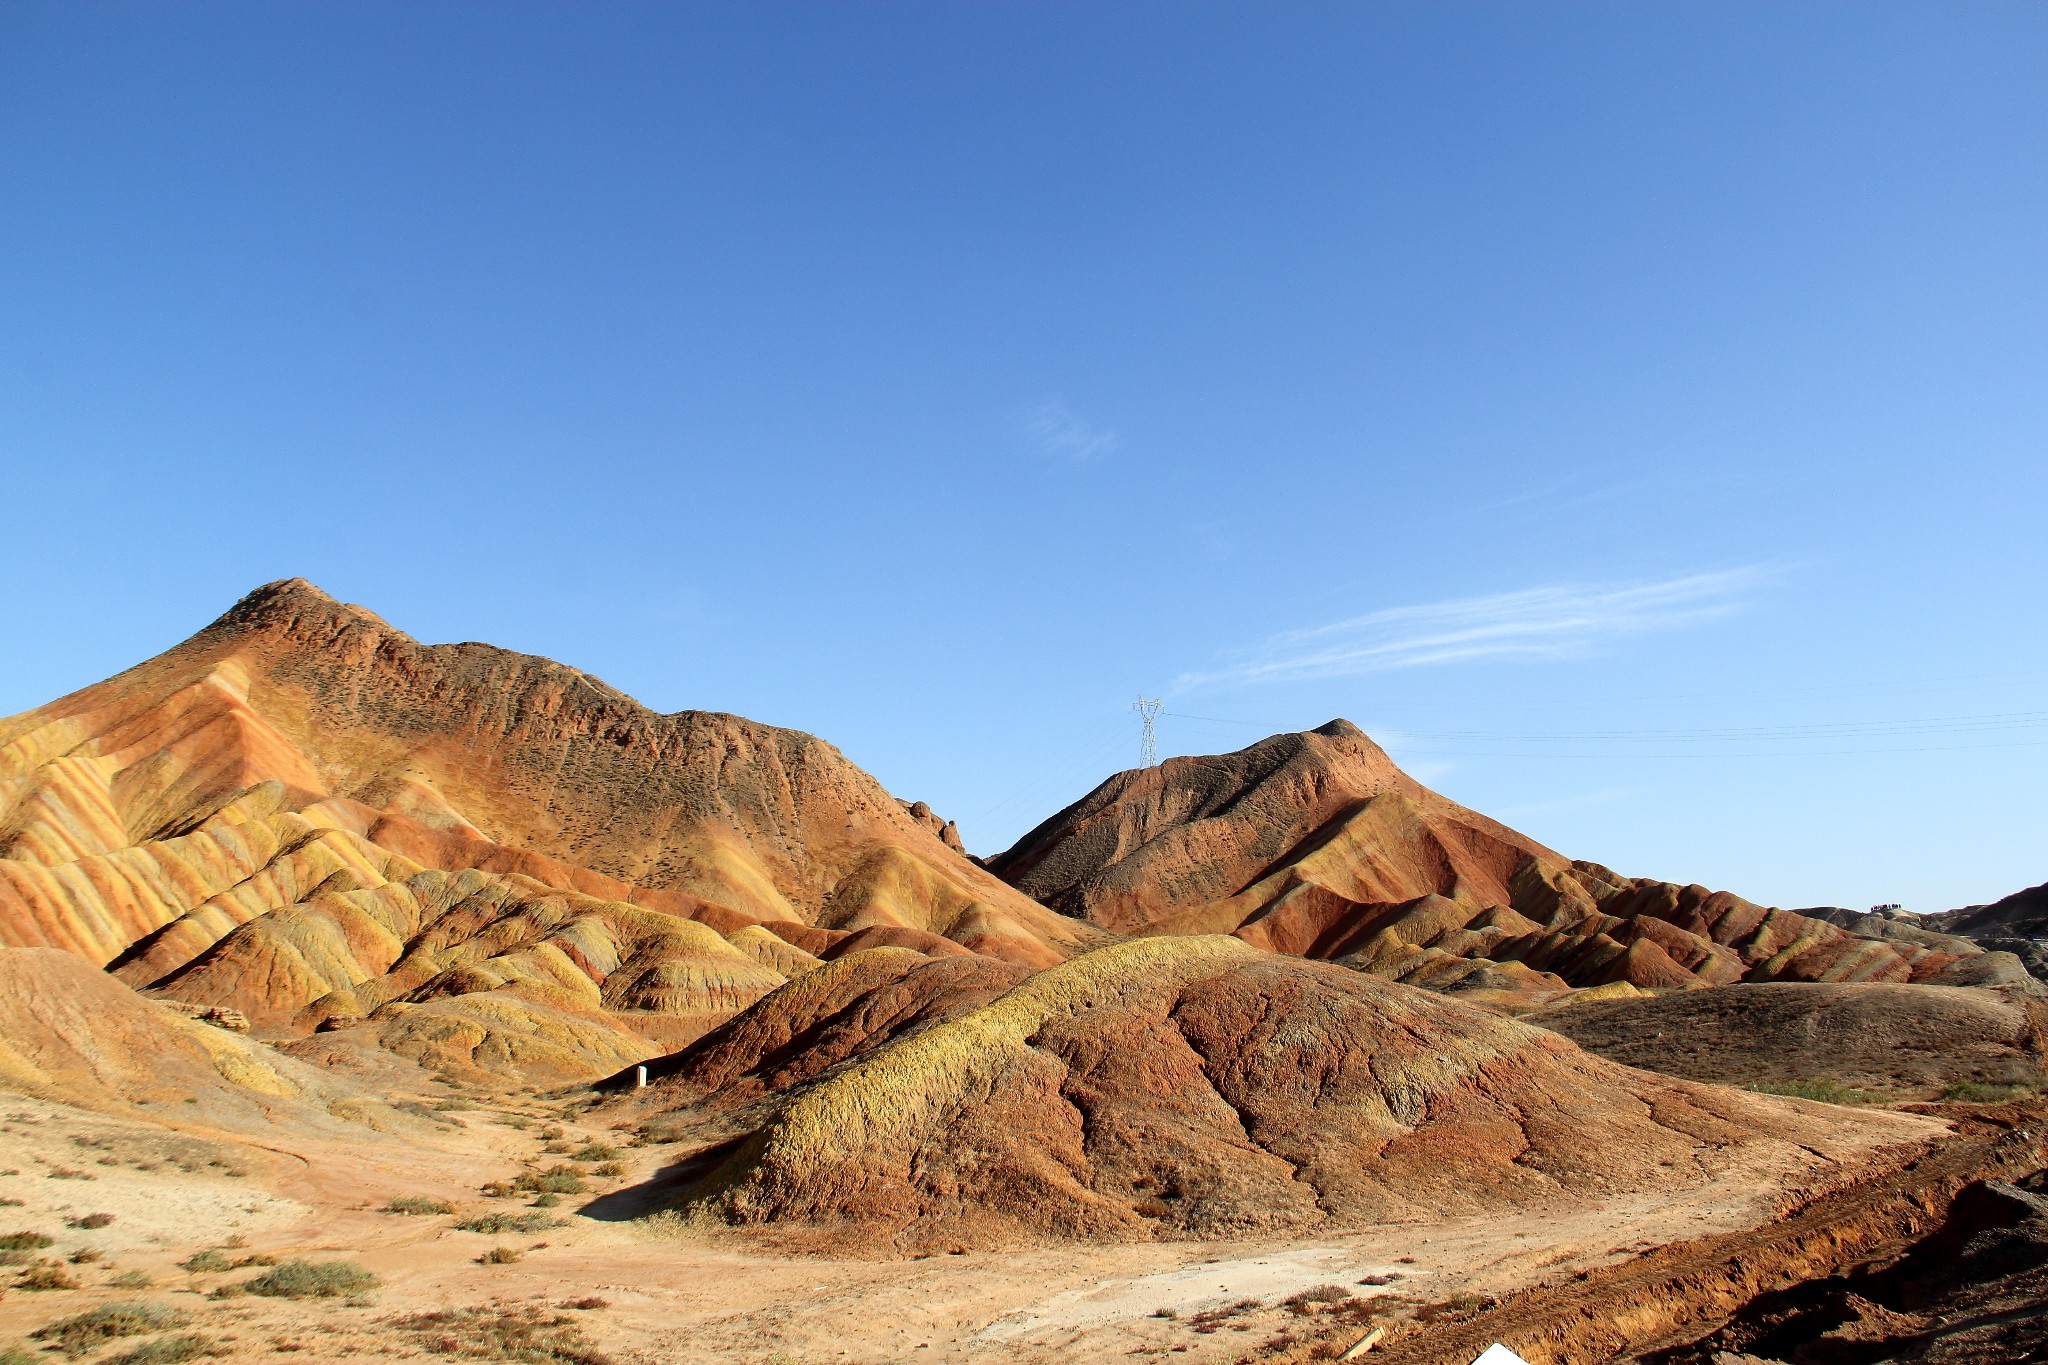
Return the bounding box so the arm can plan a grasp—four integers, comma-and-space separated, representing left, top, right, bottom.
1022, 397, 1121, 461
1174, 567, 1769, 693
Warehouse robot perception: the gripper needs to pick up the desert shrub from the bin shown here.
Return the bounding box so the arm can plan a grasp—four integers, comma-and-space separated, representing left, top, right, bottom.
559, 1297, 608, 1311
539, 1126, 565, 1141
515, 1169, 586, 1195
179, 1250, 231, 1273
104, 1335, 218, 1364
0, 1347, 37, 1365
457, 1212, 561, 1235
1284, 1285, 1352, 1313
1747, 1078, 1882, 1105
383, 1196, 455, 1216
66, 1212, 115, 1229
68, 1249, 101, 1264
396, 1304, 611, 1363
18, 1260, 79, 1290
0, 1231, 53, 1251
592, 1162, 624, 1179
108, 1270, 154, 1289
569, 1144, 617, 1163
477, 1246, 523, 1264
1150, 1307, 1177, 1319
1944, 1081, 2038, 1103
233, 1258, 379, 1299
31, 1300, 185, 1353
46, 1167, 92, 1180
530, 1193, 561, 1208
480, 1181, 516, 1198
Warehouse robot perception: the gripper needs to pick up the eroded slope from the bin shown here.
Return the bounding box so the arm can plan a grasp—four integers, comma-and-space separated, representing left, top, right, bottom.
645, 937, 1934, 1251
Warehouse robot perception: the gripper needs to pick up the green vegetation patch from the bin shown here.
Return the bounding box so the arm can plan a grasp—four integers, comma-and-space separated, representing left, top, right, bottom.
1943, 1081, 2040, 1103
226, 1257, 378, 1299
1747, 1078, 1886, 1105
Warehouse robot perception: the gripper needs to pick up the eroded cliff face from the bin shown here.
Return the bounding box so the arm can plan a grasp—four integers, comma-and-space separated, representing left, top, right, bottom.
0, 579, 1094, 1078
990, 721, 1984, 1008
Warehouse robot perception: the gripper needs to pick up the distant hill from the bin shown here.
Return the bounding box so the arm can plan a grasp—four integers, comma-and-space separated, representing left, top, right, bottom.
989, 720, 1998, 1007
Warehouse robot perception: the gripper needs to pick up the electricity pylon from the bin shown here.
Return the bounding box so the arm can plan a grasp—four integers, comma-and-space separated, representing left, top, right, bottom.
1133, 696, 1165, 768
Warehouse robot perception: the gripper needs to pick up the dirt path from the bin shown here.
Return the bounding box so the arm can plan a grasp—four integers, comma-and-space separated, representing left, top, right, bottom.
0, 1085, 1959, 1365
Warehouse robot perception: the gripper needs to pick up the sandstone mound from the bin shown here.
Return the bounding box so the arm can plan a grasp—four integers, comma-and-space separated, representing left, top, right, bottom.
672, 937, 1928, 1250
0, 580, 1093, 1079
990, 722, 1979, 1001
0, 946, 420, 1134
629, 947, 1031, 1107
1531, 981, 2048, 1100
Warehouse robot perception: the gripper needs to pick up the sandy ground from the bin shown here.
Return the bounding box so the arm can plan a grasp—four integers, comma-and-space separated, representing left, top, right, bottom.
0, 1079, 1944, 1365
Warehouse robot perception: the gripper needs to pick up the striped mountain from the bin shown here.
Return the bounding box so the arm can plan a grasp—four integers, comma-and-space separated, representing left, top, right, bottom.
0, 580, 1097, 1079
989, 720, 1992, 1008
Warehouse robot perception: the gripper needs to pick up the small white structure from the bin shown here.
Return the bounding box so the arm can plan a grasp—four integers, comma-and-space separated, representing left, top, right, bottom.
1470, 1347, 1532, 1365
634, 1064, 648, 1088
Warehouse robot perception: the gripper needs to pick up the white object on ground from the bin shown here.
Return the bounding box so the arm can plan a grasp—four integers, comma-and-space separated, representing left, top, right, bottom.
1337, 1325, 1384, 1358
1471, 1346, 1532, 1365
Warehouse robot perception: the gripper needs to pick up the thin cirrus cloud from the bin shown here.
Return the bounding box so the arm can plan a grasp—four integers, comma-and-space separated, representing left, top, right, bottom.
1022, 397, 1122, 460
1174, 567, 1770, 693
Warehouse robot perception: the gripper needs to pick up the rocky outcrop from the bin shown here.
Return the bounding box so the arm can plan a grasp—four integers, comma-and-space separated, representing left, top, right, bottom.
990, 723, 1977, 1002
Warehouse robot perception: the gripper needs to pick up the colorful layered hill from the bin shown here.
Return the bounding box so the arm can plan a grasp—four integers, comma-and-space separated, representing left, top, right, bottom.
624, 936, 1934, 1251
990, 721, 1986, 1008
0, 580, 1097, 1078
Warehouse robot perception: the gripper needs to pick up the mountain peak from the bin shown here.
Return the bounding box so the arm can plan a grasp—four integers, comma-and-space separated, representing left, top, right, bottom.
204, 578, 402, 644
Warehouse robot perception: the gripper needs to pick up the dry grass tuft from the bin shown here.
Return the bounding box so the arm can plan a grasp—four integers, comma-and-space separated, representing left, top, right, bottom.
31, 1300, 185, 1355
17, 1259, 79, 1291
223, 1258, 378, 1299
382, 1196, 455, 1216
103, 1336, 219, 1365
457, 1211, 561, 1235
395, 1304, 611, 1363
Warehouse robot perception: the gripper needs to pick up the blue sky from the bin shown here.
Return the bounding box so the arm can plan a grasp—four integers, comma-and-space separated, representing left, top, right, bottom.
3, 2, 2044, 911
